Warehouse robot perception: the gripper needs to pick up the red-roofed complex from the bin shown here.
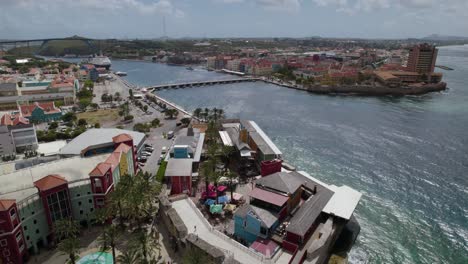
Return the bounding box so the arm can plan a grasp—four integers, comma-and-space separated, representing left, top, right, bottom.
0, 199, 26, 263
19, 102, 62, 123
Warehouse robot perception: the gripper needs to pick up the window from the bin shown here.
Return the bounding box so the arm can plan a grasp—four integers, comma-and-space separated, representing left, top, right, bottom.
88, 199, 92, 204
46, 190, 71, 222
23, 226, 27, 231
33, 220, 37, 224
78, 201, 82, 206
19, 241, 25, 252
26, 236, 30, 241
80, 210, 83, 215
76, 194, 81, 197
16, 232, 22, 242
243, 220, 247, 228
31, 211, 35, 215
35, 229, 39, 234
10, 208, 16, 220
90, 208, 94, 212
0, 239, 6, 247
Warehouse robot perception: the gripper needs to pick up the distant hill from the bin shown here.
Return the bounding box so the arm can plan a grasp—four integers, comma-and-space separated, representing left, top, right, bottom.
422, 34, 468, 41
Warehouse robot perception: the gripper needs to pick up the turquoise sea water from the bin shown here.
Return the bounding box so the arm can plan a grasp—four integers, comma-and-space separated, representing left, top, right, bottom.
114, 46, 468, 264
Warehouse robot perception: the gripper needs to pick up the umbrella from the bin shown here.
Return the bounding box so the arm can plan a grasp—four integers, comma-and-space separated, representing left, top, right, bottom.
232, 193, 243, 200
224, 204, 236, 212
218, 195, 230, 204
217, 185, 228, 192
210, 204, 223, 214
204, 199, 216, 206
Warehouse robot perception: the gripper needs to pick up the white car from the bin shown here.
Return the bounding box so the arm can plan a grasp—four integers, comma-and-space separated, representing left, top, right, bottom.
161, 146, 168, 154
218, 176, 239, 185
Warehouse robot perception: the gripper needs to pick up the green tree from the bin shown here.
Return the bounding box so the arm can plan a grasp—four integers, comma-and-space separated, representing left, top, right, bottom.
193, 108, 202, 118
77, 118, 87, 127
94, 122, 101, 128
98, 225, 120, 264
151, 118, 160, 127
164, 109, 178, 119
117, 247, 141, 264
58, 237, 80, 264
180, 117, 191, 126
49, 121, 58, 130
54, 218, 79, 242
84, 79, 94, 89
225, 170, 238, 202
183, 246, 211, 264
62, 112, 77, 123
143, 105, 149, 112
129, 89, 134, 100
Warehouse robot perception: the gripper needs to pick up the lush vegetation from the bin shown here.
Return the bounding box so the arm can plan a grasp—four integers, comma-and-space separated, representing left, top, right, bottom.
193, 107, 224, 122
156, 161, 168, 183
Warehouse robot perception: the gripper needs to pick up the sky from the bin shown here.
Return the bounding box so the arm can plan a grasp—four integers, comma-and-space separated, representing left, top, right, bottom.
0, 0, 467, 39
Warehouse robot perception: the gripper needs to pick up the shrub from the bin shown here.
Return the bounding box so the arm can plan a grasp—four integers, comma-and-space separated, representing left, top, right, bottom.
78, 118, 87, 127
124, 115, 134, 121
156, 161, 167, 183
49, 122, 58, 130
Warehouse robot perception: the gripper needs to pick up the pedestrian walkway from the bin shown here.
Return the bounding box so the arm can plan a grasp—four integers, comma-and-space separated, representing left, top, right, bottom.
171, 199, 263, 264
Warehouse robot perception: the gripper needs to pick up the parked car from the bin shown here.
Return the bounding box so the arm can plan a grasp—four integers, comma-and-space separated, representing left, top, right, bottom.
161, 146, 167, 154
144, 147, 154, 152
218, 176, 239, 186
167, 131, 174, 139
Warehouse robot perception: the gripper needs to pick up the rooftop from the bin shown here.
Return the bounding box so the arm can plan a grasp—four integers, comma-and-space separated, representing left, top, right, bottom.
165, 158, 193, 177
34, 174, 67, 191
249, 187, 289, 208
59, 128, 145, 156
0, 154, 109, 202
255, 171, 304, 194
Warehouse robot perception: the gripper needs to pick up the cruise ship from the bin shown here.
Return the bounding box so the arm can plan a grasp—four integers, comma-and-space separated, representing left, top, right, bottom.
82, 54, 112, 69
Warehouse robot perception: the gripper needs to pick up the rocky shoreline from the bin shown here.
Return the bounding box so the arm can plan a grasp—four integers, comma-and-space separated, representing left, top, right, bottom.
262, 79, 448, 96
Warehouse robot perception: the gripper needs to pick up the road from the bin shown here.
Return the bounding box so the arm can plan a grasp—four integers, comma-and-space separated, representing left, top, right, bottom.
94, 75, 187, 175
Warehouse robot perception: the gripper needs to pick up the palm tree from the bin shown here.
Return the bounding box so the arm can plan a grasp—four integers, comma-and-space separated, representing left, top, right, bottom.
58, 237, 80, 264
193, 108, 202, 119
201, 159, 216, 195
54, 218, 79, 243
117, 247, 141, 264
98, 225, 120, 264
226, 170, 238, 202
212, 107, 218, 121
220, 145, 234, 172
134, 230, 161, 264
217, 109, 224, 120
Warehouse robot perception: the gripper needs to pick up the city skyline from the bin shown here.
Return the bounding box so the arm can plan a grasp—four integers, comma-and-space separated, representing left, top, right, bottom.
0, 0, 467, 39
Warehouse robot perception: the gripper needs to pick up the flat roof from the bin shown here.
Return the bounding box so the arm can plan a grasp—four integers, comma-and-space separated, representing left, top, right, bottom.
249, 121, 282, 156
322, 185, 362, 220
37, 140, 67, 156
219, 131, 234, 146
59, 128, 145, 156
165, 159, 193, 177
0, 154, 109, 202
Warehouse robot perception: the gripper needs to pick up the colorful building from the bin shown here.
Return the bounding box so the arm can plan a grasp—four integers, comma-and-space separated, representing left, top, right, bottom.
0, 133, 137, 263
19, 102, 62, 123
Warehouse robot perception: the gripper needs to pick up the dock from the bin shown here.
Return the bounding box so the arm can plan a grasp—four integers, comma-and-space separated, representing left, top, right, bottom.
436, 65, 454, 70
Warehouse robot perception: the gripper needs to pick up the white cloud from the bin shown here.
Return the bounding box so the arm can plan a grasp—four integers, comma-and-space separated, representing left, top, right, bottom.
0, 0, 184, 17
216, 0, 302, 11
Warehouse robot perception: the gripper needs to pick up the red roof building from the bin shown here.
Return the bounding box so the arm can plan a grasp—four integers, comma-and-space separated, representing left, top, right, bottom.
33, 174, 68, 192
